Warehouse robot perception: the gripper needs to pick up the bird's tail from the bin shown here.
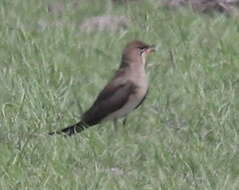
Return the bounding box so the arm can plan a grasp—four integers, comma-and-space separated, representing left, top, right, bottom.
49, 121, 87, 136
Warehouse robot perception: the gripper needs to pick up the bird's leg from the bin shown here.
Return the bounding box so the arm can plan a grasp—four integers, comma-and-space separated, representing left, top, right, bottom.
122, 117, 127, 126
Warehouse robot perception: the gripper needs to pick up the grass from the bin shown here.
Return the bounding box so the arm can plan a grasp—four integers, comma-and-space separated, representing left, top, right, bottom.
1, 0, 239, 189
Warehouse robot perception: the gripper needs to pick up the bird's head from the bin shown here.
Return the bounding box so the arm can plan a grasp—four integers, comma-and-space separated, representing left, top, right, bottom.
121, 40, 155, 68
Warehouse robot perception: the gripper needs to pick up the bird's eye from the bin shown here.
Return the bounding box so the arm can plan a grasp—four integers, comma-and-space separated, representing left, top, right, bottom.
139, 47, 145, 55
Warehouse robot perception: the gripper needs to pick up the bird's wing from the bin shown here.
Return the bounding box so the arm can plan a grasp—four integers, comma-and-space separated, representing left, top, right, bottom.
82, 80, 136, 125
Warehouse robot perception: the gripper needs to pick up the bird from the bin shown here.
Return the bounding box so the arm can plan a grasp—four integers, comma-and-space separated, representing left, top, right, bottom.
49, 40, 155, 136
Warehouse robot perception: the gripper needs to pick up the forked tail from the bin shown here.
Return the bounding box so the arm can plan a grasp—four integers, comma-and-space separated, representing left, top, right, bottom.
49, 121, 87, 136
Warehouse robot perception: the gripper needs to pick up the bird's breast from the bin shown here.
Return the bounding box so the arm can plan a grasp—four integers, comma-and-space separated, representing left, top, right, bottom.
130, 69, 148, 94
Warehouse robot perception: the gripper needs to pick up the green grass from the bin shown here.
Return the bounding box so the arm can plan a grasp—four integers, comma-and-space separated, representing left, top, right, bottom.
1, 0, 239, 189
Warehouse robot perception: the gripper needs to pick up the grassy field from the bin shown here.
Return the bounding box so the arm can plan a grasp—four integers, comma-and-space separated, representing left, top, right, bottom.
1, 0, 239, 189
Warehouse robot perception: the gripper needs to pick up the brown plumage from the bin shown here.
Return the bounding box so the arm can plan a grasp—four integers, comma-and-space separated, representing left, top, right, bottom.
49, 40, 155, 136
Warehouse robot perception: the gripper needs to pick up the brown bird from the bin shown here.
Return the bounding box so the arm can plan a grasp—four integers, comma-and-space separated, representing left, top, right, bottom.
49, 40, 155, 136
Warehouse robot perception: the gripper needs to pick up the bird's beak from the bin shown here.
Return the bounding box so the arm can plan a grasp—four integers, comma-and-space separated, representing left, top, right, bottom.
145, 45, 156, 54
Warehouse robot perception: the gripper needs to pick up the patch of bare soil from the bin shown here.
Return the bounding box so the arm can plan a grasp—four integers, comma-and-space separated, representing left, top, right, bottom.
163, 0, 239, 16
79, 15, 130, 33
